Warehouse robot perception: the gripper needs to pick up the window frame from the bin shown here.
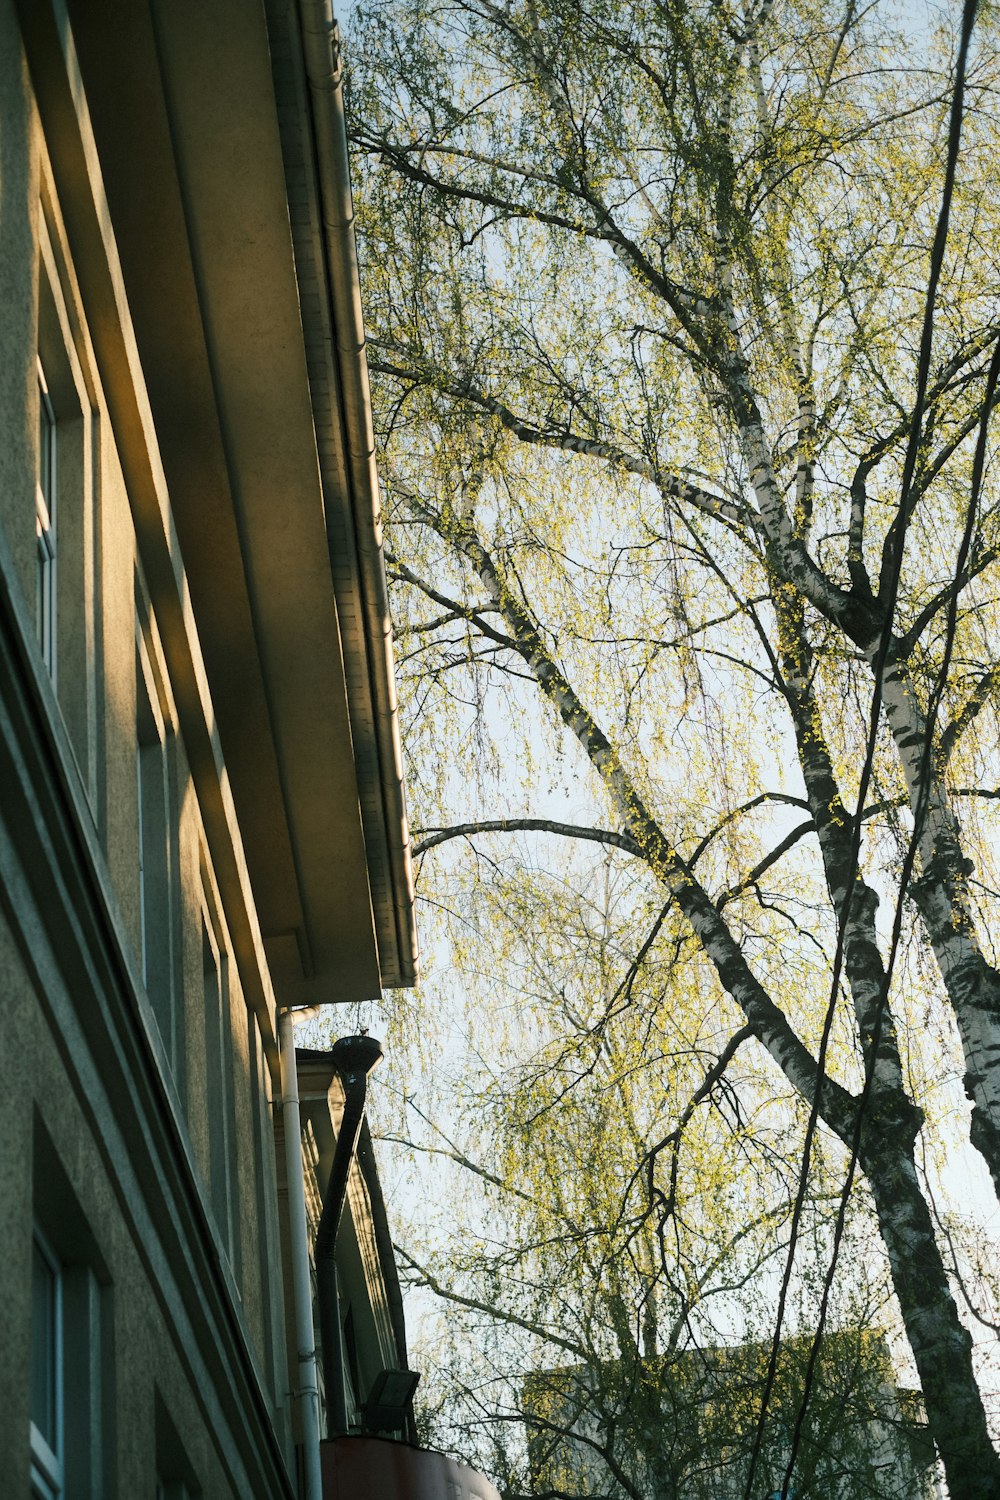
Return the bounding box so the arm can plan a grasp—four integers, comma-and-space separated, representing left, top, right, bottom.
30, 1227, 64, 1500
156, 1482, 193, 1500
135, 589, 184, 1082
136, 637, 170, 994
155, 1391, 201, 1499
35, 360, 58, 684
32, 1121, 114, 1500
36, 186, 102, 807
201, 905, 240, 1272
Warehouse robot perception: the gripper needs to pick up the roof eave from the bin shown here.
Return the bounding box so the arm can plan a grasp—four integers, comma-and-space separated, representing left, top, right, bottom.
282, 0, 418, 991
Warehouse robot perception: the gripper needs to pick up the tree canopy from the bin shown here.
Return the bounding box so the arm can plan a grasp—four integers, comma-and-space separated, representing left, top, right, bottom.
345, 0, 1000, 1493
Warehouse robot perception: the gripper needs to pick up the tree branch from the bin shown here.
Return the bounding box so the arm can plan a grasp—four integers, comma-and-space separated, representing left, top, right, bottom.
373, 350, 757, 533
938, 661, 1000, 770
414, 819, 642, 858
398, 480, 860, 1141
394, 1244, 589, 1360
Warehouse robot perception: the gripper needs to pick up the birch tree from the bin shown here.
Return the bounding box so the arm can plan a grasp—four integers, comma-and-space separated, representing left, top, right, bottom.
346, 0, 1000, 1492
383, 860, 922, 1499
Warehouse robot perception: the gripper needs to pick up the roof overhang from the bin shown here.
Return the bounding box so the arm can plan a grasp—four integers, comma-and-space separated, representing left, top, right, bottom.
68, 0, 417, 1002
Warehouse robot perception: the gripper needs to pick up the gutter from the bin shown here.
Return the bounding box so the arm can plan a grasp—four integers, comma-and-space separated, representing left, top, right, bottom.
297, 0, 418, 991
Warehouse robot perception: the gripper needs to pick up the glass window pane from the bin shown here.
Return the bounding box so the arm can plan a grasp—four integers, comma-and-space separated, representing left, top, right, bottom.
31, 1239, 57, 1447
38, 371, 54, 512
35, 369, 56, 677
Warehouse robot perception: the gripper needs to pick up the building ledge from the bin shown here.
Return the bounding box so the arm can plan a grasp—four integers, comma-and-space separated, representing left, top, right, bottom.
320, 1435, 501, 1500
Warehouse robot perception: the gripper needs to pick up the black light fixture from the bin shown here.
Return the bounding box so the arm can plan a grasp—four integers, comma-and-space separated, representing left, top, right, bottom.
362, 1367, 421, 1432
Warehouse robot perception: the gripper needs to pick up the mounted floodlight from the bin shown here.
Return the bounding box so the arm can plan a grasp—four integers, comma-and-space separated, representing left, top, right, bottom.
362, 1367, 421, 1432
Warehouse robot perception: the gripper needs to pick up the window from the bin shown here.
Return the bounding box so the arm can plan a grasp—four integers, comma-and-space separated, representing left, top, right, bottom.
32, 1123, 112, 1500
155, 1394, 200, 1499
156, 1483, 194, 1500
135, 594, 184, 1082
30, 1227, 109, 1499
30, 1231, 62, 1499
343, 1303, 361, 1425
137, 660, 164, 993
137, 646, 173, 1034
202, 906, 241, 1278
35, 362, 57, 679
36, 217, 99, 796
248, 1014, 281, 1392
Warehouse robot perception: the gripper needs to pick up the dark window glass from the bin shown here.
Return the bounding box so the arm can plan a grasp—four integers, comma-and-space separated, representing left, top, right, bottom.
31, 1238, 57, 1449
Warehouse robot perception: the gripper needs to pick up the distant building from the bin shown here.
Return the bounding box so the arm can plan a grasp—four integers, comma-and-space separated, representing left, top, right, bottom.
0, 1, 496, 1497
525, 1333, 940, 1500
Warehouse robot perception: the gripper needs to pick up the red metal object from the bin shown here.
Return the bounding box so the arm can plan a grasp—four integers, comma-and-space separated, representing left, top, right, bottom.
320, 1435, 502, 1500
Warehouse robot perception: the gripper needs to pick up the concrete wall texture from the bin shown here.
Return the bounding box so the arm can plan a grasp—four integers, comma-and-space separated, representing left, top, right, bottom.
0, 1, 337, 1494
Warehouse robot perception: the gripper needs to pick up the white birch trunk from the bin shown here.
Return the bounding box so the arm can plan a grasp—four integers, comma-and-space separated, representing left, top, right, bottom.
878, 648, 1000, 1194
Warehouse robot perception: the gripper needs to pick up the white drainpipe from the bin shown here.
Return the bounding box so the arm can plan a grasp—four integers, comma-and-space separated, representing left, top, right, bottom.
279, 1007, 324, 1500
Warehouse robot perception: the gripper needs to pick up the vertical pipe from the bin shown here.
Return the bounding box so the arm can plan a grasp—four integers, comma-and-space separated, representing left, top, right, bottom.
279, 1008, 324, 1500
314, 1034, 383, 1436
316, 1080, 364, 1436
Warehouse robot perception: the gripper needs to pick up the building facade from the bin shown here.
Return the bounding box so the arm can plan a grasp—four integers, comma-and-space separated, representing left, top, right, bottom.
525, 1336, 940, 1500
0, 0, 460, 1495
279, 1046, 413, 1443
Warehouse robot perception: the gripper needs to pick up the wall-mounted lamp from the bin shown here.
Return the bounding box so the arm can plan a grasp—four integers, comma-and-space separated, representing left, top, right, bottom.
363, 1367, 421, 1433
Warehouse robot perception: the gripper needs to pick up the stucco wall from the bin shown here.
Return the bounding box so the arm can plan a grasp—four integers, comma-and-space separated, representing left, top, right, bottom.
0, 2, 294, 1493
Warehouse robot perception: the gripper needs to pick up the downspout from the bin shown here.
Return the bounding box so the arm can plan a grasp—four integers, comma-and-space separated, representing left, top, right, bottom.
355, 1121, 418, 1443
278, 1008, 323, 1500
296, 0, 418, 989
314, 1033, 384, 1437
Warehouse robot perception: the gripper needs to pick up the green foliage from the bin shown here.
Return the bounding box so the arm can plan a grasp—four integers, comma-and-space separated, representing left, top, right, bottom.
347, 0, 1000, 1493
